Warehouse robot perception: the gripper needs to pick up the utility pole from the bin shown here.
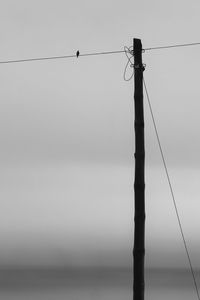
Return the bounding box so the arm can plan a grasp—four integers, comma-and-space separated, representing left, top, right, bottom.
133, 38, 145, 300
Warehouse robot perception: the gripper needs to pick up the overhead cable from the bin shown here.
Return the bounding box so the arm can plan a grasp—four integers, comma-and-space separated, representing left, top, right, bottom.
1, 41, 200, 65
0, 50, 124, 65
144, 42, 200, 51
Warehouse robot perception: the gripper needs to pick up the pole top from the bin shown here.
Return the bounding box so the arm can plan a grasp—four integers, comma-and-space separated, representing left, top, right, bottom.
133, 39, 143, 68
134, 39, 142, 51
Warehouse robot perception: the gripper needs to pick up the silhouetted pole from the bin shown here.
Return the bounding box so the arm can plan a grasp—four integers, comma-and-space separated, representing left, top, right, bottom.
133, 38, 145, 300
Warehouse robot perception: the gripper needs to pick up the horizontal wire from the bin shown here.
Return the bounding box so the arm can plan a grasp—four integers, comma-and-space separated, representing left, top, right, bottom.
0, 50, 125, 65
1, 41, 200, 65
144, 42, 200, 51
79, 50, 125, 57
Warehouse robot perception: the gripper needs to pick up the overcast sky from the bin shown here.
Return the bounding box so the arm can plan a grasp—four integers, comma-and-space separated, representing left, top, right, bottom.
0, 0, 200, 270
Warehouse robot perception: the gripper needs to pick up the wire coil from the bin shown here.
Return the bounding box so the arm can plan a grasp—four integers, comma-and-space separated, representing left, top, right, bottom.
123, 46, 134, 81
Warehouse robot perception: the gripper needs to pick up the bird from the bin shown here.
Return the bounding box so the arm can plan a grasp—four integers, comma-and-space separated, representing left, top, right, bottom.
76, 50, 80, 58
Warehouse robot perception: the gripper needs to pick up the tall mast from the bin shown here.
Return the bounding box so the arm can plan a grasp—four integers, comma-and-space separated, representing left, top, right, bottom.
133, 38, 145, 300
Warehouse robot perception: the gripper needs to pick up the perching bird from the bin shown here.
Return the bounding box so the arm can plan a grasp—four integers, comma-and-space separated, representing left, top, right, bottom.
76, 50, 80, 58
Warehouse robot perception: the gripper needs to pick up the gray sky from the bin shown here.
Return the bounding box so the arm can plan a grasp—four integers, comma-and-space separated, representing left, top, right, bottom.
0, 0, 200, 269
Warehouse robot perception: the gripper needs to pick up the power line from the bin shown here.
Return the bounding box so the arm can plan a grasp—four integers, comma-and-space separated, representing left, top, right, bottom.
0, 50, 125, 65
144, 42, 200, 51
1, 41, 200, 65
0, 54, 75, 64
79, 50, 125, 57
143, 76, 200, 300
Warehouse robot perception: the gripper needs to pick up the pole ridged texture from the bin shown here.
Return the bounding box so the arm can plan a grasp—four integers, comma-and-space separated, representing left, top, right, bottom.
133, 38, 145, 300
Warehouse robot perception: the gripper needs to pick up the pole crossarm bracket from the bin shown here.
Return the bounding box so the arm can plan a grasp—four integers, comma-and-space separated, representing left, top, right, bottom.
133, 63, 146, 71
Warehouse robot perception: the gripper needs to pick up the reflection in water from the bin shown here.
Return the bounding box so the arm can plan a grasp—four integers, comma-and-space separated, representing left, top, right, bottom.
0, 268, 197, 300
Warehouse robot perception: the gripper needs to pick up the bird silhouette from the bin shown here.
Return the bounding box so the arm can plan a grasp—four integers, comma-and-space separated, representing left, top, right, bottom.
76, 50, 80, 58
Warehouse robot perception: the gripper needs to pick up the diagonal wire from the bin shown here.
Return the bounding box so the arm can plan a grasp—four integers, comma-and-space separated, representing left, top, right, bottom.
143, 76, 200, 300
0, 50, 125, 65
1, 41, 200, 65
0, 54, 76, 64
144, 42, 200, 51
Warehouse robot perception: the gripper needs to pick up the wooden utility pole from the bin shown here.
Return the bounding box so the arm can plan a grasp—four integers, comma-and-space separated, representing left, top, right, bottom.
133, 38, 145, 300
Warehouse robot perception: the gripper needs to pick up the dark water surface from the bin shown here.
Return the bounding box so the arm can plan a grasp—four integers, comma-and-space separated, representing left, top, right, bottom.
0, 268, 197, 300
